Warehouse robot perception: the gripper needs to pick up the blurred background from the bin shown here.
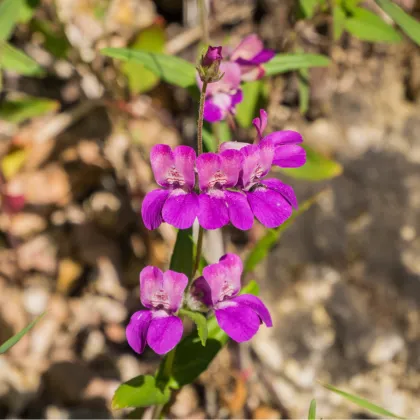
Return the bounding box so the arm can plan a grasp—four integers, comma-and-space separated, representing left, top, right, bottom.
1, 0, 420, 418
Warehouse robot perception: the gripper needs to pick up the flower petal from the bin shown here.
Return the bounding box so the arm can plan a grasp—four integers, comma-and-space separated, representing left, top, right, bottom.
220, 149, 242, 187
225, 191, 254, 230
230, 89, 243, 107
230, 34, 264, 62
203, 98, 224, 122
262, 178, 298, 209
240, 144, 260, 186
162, 190, 198, 229
230, 294, 272, 327
215, 302, 260, 342
246, 49, 276, 64
163, 270, 188, 312
174, 146, 196, 189
273, 144, 306, 168
239, 64, 265, 82
150, 144, 174, 188
141, 189, 170, 230
206, 62, 242, 94
219, 141, 250, 152
202, 253, 243, 305
140, 266, 164, 309
196, 153, 222, 190
247, 187, 293, 228
252, 109, 268, 139
189, 276, 213, 307
264, 130, 303, 146
126, 310, 152, 354
258, 138, 275, 177
198, 191, 229, 230
147, 314, 183, 355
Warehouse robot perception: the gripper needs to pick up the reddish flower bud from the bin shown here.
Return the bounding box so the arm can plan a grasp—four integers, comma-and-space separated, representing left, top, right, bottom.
202, 46, 222, 67
197, 45, 224, 84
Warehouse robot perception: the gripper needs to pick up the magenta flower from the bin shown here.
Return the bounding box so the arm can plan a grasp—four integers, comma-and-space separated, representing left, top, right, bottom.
190, 253, 272, 342
226, 34, 275, 82
141, 144, 198, 230
126, 266, 188, 355
220, 139, 298, 228
198, 62, 243, 123
202, 46, 223, 67
253, 109, 306, 168
196, 150, 253, 230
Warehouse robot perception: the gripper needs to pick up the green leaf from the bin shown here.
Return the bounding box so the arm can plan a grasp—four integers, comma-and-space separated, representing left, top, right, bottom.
170, 228, 193, 278
333, 5, 347, 40
179, 309, 208, 346
111, 375, 170, 409
101, 48, 196, 88
0, 312, 45, 354
1, 148, 27, 179
245, 193, 322, 272
308, 399, 317, 420
376, 0, 420, 45
298, 68, 310, 114
0, 41, 44, 76
202, 121, 231, 152
344, 7, 402, 42
122, 25, 166, 94
278, 144, 342, 181
235, 80, 263, 128
160, 280, 260, 389
18, 0, 41, 23
202, 126, 217, 152
264, 53, 330, 77
298, 0, 321, 19
0, 96, 58, 123
0, 0, 23, 40
320, 383, 405, 419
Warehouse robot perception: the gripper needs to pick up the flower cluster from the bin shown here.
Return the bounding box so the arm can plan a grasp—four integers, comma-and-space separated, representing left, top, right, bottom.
141, 109, 305, 231
126, 253, 272, 354
198, 35, 275, 123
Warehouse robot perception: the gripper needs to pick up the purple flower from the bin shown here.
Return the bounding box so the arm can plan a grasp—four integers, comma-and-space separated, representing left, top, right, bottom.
126, 266, 188, 355
190, 253, 272, 342
202, 46, 223, 67
220, 139, 298, 228
141, 144, 198, 230
253, 109, 306, 168
198, 62, 243, 123
196, 150, 253, 230
227, 34, 275, 82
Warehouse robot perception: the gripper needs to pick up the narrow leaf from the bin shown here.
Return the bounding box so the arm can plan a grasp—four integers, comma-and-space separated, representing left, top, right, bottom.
0, 41, 44, 76
298, 0, 320, 19
320, 383, 405, 419
122, 25, 166, 94
333, 5, 347, 40
0, 0, 23, 41
278, 145, 342, 181
179, 309, 208, 346
376, 0, 420, 45
0, 312, 45, 354
298, 68, 310, 114
170, 228, 193, 278
245, 193, 323, 272
101, 48, 196, 88
235, 80, 263, 128
112, 375, 170, 409
308, 399, 316, 420
344, 7, 402, 42
264, 53, 330, 77
0, 96, 58, 124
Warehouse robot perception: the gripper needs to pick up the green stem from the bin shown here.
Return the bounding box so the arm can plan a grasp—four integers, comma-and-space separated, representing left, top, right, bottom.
197, 81, 208, 155
193, 226, 204, 276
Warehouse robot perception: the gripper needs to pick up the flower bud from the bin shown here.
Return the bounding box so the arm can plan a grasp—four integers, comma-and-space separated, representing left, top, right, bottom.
197, 45, 224, 83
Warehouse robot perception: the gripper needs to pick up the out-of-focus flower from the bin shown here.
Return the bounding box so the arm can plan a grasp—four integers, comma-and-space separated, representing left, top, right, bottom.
225, 34, 275, 82
1, 180, 25, 215
141, 144, 198, 230
220, 139, 298, 228
253, 109, 306, 168
126, 266, 188, 355
190, 253, 272, 342
196, 150, 253, 230
198, 62, 243, 123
